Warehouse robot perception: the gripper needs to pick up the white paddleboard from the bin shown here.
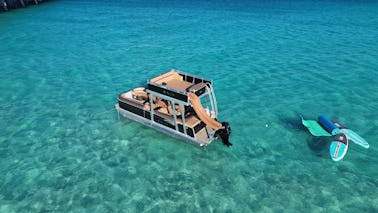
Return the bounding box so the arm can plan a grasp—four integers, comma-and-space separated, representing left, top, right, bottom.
332, 120, 369, 149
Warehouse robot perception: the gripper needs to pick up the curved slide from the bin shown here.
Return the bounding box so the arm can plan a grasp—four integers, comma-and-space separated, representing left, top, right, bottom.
188, 92, 222, 130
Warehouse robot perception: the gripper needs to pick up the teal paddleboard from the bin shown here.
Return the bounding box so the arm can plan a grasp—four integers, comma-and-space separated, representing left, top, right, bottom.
329, 133, 349, 161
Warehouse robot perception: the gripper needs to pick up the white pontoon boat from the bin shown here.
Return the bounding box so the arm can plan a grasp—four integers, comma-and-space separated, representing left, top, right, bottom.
115, 70, 232, 147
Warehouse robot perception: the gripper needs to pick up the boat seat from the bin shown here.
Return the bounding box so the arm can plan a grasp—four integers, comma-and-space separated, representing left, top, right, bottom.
167, 103, 181, 115
131, 87, 148, 101
186, 82, 207, 93
119, 93, 145, 107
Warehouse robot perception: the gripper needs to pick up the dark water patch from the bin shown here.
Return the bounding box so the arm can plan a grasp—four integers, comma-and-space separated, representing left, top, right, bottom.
306, 137, 329, 156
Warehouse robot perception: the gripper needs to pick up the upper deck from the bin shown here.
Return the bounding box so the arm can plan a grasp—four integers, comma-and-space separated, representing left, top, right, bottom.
147, 70, 212, 102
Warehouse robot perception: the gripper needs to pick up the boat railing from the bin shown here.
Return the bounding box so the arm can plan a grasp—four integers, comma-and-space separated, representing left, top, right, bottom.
205, 83, 218, 118
174, 69, 213, 85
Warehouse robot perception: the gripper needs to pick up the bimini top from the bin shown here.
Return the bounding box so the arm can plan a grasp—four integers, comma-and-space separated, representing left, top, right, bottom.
147, 70, 212, 103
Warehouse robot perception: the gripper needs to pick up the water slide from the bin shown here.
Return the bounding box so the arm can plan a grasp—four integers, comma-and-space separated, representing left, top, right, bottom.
188, 92, 222, 130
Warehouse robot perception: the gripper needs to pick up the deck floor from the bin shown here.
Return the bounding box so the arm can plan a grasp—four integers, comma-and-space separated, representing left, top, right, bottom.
195, 126, 212, 143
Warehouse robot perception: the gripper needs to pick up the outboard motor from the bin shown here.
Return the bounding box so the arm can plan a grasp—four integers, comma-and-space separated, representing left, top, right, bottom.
215, 122, 232, 147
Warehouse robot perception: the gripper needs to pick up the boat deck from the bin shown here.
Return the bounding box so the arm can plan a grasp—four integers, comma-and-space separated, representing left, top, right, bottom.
150, 71, 194, 92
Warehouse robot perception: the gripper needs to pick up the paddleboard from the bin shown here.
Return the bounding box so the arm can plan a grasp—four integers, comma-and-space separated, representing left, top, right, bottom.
329, 133, 349, 161
332, 120, 369, 149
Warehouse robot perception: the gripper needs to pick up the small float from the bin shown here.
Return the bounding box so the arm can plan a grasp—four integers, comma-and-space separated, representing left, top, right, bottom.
301, 115, 369, 161
115, 70, 232, 147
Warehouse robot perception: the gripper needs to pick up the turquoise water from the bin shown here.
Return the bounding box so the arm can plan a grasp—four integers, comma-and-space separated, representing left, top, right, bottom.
1, 0, 378, 211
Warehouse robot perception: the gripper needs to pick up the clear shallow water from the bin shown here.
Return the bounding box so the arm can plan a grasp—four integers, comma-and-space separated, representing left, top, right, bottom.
1, 0, 378, 211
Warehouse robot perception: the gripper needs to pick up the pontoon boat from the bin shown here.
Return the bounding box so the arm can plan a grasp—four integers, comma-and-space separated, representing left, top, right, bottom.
115, 70, 232, 147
